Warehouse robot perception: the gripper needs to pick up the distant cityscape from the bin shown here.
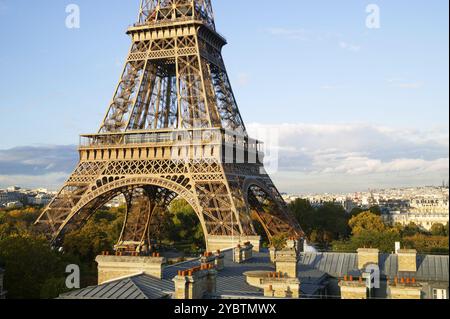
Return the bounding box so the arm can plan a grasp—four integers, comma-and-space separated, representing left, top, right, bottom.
1, 184, 449, 232
282, 185, 449, 231
0, 186, 125, 210
0, 186, 56, 208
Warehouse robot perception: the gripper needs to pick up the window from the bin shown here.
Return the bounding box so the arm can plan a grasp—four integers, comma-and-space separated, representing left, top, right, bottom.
433, 288, 448, 299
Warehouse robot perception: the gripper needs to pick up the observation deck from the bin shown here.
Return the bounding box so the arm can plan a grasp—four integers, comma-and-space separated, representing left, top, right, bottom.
78, 129, 265, 165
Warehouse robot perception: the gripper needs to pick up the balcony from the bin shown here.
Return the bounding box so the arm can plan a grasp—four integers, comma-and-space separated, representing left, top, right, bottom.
79, 129, 263, 152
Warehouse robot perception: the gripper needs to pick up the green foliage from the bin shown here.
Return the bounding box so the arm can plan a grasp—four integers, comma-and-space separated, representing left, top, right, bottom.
63, 222, 113, 263
403, 234, 449, 254
40, 277, 69, 299
289, 199, 350, 246
430, 223, 447, 236
348, 212, 387, 236
167, 199, 205, 251
62, 207, 125, 263
271, 233, 288, 250
0, 206, 124, 298
350, 206, 381, 216
332, 230, 401, 253
0, 236, 66, 299
400, 222, 429, 237
332, 211, 449, 254
0, 207, 41, 240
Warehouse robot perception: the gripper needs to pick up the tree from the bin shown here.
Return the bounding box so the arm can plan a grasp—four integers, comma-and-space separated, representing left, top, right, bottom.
401, 222, 427, 237
0, 236, 66, 299
368, 206, 382, 216
0, 207, 42, 240
40, 277, 70, 299
430, 223, 447, 236
332, 229, 401, 253
63, 221, 114, 263
403, 234, 449, 254
288, 199, 351, 245
348, 212, 387, 236
350, 206, 381, 217
167, 199, 205, 250
271, 233, 288, 250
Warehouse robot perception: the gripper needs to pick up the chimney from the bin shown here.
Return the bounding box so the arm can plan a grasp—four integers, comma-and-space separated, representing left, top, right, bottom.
395, 242, 401, 254
339, 276, 368, 299
233, 242, 253, 263
262, 275, 300, 298
286, 238, 296, 249
173, 266, 217, 299
357, 248, 379, 270
214, 250, 225, 271
201, 252, 216, 269
173, 272, 189, 299
275, 239, 298, 278
269, 246, 277, 263
397, 249, 417, 272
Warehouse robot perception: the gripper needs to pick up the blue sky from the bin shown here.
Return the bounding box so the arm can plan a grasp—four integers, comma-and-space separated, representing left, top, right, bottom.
0, 0, 448, 193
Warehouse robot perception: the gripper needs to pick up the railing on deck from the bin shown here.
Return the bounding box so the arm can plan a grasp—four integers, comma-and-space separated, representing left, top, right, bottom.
79, 129, 264, 153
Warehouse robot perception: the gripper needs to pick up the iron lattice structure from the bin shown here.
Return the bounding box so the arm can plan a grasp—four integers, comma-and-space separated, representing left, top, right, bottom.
35, 0, 303, 253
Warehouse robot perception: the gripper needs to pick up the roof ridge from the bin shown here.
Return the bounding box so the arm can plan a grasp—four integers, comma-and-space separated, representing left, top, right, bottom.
101, 271, 145, 285
125, 276, 149, 299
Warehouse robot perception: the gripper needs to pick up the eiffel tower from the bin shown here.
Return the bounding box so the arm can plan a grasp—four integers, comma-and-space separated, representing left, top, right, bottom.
35, 0, 303, 253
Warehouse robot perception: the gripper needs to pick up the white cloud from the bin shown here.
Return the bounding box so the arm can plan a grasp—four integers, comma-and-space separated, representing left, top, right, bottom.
0, 145, 78, 177
0, 124, 448, 193
248, 123, 449, 192
0, 172, 69, 190
318, 157, 448, 175
339, 41, 361, 52
387, 78, 424, 89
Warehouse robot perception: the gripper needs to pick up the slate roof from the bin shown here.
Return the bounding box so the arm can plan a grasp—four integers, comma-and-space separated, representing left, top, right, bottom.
59, 250, 449, 299
60, 250, 275, 299
299, 252, 449, 282
59, 274, 173, 299
215, 252, 273, 297
60, 258, 199, 299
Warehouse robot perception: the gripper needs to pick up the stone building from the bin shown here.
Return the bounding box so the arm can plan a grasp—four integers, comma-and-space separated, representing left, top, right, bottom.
382, 211, 449, 231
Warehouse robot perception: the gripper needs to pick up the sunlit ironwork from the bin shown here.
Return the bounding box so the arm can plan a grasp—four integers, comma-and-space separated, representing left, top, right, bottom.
35, 0, 303, 253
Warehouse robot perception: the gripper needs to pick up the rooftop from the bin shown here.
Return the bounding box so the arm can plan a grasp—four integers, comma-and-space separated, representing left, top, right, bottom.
59, 250, 449, 299
299, 252, 449, 282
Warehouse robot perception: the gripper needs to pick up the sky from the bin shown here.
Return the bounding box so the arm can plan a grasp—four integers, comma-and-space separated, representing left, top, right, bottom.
0, 0, 448, 194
